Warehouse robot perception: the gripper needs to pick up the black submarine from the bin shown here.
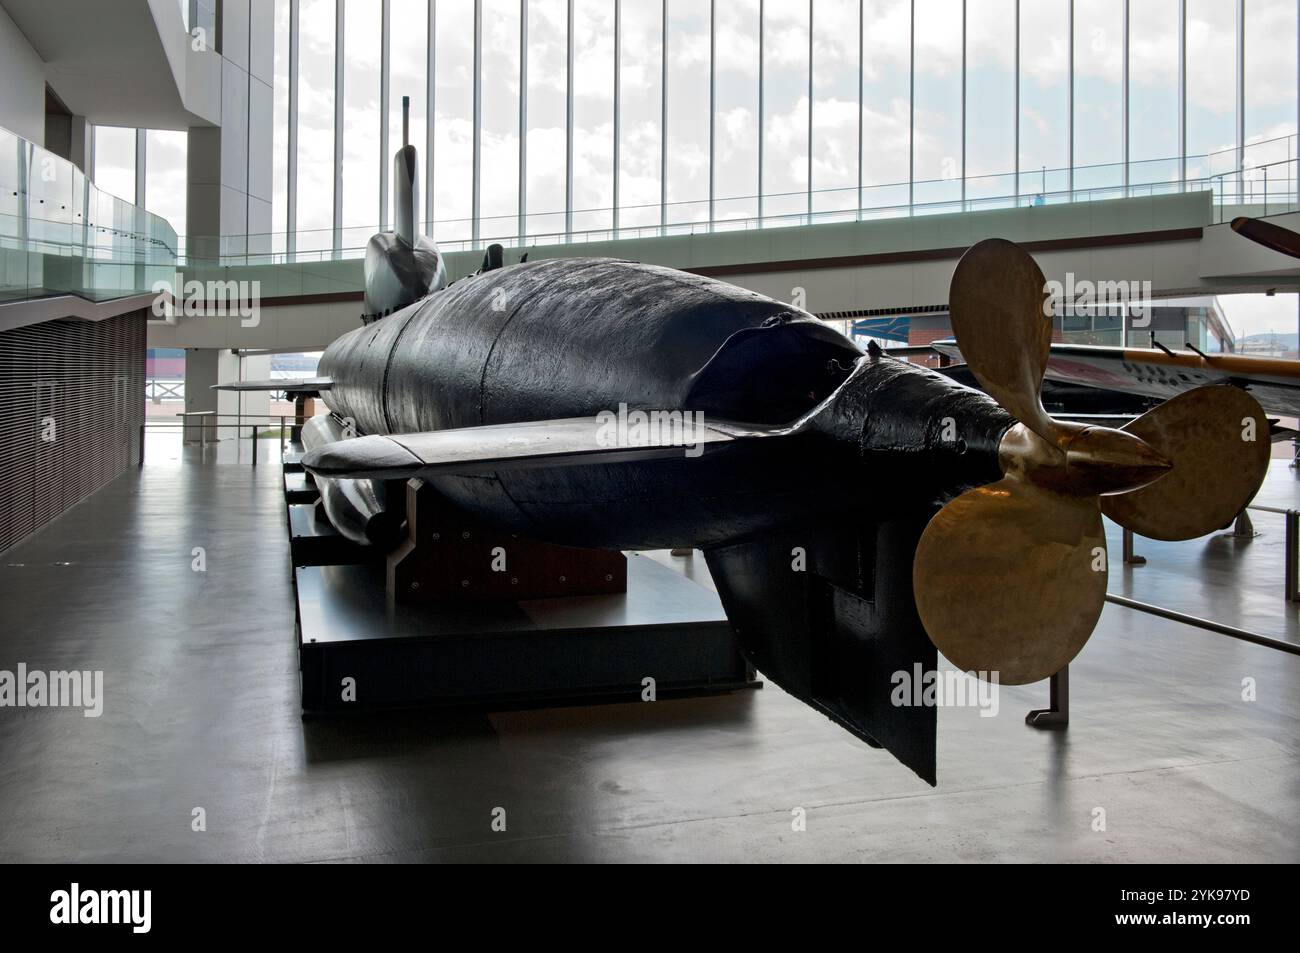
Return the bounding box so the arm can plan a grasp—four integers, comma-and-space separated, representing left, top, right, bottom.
221, 99, 1269, 783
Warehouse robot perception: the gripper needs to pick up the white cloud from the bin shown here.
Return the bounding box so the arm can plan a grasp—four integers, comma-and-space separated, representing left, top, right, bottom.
1219, 293, 1300, 340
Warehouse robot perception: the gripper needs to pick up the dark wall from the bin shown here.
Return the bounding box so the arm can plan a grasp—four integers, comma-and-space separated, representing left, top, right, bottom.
44, 84, 73, 162
0, 309, 145, 554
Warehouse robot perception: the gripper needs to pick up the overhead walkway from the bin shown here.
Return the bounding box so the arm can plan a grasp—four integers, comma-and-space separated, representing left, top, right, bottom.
149, 140, 1299, 352
0, 125, 177, 334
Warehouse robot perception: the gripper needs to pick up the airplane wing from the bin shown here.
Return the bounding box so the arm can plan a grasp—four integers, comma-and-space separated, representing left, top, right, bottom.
212, 377, 333, 393
301, 415, 785, 481
933, 339, 1300, 418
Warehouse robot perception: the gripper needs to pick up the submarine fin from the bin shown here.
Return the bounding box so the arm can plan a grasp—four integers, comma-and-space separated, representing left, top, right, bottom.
704, 513, 939, 786
302, 415, 781, 481
212, 377, 333, 393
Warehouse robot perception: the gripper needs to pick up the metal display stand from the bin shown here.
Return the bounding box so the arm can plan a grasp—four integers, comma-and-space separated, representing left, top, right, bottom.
1025, 666, 1069, 729
1122, 528, 1145, 565
295, 557, 757, 713
282, 444, 759, 715
1032, 502, 1300, 727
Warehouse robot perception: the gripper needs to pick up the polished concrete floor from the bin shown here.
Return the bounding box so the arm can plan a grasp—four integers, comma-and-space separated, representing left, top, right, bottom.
0, 432, 1297, 862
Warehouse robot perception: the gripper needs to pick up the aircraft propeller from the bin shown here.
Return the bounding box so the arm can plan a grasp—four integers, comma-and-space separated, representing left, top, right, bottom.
1230, 216, 1300, 260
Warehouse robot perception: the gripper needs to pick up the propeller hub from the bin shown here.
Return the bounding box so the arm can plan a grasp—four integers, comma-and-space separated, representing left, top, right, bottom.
999, 421, 1171, 496
1065, 426, 1173, 495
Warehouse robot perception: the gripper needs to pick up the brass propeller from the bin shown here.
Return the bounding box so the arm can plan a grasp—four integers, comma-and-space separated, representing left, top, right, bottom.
1100, 386, 1271, 541
913, 239, 1270, 685
946, 238, 1059, 445
913, 478, 1107, 685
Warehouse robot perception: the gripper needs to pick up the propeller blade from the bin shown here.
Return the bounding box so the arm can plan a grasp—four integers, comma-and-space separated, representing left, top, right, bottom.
1100, 385, 1270, 541
1231, 216, 1300, 260
912, 478, 1106, 685
948, 238, 1059, 444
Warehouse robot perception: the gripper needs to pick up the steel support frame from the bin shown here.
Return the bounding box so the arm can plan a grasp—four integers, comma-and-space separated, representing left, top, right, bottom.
857, 0, 863, 219
908, 0, 914, 213
134, 128, 146, 210
427, 1, 437, 237
661, 0, 668, 234
565, 0, 575, 240
806, 0, 813, 223
380, 0, 391, 232
1122, 0, 1129, 194
287, 0, 299, 254
757, 0, 764, 224
613, 0, 621, 236
333, 0, 345, 257
519, 0, 528, 245
1178, 0, 1186, 189
1237, 0, 1245, 199
472, 0, 483, 246
1067, 0, 1073, 198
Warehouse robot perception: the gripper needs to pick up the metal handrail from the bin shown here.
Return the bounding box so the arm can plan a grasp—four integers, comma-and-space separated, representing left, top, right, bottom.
140, 414, 297, 467
176, 134, 1300, 266
1208, 157, 1300, 222
1245, 504, 1300, 603
1111, 503, 1300, 657
1105, 594, 1300, 657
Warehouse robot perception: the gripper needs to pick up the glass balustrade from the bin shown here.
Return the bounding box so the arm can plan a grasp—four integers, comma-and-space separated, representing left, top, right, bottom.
0, 125, 178, 306
184, 134, 1297, 268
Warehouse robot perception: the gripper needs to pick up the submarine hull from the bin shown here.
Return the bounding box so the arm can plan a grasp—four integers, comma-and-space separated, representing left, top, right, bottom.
316, 257, 1010, 550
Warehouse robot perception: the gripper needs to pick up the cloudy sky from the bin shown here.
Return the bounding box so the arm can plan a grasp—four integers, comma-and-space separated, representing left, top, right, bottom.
275, 0, 1298, 241
1220, 292, 1300, 341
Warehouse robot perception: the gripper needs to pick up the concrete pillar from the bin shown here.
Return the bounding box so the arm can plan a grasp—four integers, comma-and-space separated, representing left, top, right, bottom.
185, 0, 274, 263
182, 347, 218, 444
238, 353, 271, 428
187, 126, 224, 263
68, 117, 92, 175
216, 349, 242, 442
183, 348, 244, 443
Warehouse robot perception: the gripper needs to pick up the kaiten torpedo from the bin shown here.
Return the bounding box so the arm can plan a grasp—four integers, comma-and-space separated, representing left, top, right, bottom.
220, 102, 1269, 784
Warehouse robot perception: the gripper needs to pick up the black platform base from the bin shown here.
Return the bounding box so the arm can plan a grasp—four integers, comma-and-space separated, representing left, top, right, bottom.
288, 503, 373, 567
295, 555, 758, 713
284, 471, 318, 503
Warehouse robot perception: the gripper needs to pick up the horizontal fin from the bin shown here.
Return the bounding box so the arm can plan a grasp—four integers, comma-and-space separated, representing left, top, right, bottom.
302, 415, 781, 480
212, 377, 332, 393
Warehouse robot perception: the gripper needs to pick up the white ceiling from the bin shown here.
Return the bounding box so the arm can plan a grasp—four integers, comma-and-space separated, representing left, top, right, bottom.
2, 0, 201, 129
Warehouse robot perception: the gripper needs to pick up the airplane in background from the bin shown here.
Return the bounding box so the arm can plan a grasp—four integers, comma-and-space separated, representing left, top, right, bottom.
928, 337, 1300, 419
921, 216, 1300, 419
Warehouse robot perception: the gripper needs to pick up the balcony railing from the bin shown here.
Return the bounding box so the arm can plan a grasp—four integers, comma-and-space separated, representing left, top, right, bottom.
0, 125, 178, 306
188, 134, 1297, 267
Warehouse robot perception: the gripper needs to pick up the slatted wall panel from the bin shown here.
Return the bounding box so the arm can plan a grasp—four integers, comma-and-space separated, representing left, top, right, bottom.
0, 309, 145, 555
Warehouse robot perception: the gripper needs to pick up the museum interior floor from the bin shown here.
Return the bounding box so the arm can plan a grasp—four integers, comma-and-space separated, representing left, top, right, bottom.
1, 431, 1297, 863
